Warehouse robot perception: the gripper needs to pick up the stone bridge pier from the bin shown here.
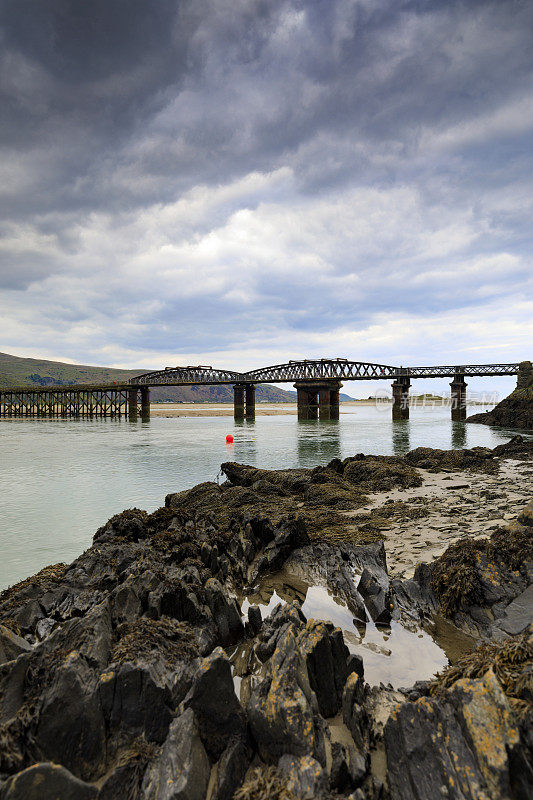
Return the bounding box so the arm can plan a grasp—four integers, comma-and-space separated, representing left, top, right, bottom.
233, 383, 255, 419
450, 373, 467, 421
128, 386, 151, 420
295, 381, 342, 420
392, 376, 411, 420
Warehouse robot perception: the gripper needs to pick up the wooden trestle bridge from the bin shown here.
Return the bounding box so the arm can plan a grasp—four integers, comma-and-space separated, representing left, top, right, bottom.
0, 359, 526, 422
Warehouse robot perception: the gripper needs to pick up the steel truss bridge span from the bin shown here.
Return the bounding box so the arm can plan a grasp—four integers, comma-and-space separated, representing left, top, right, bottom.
130, 359, 520, 386
132, 366, 245, 386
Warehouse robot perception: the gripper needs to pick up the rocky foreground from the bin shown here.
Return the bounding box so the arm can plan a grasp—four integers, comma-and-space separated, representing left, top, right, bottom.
0, 438, 532, 800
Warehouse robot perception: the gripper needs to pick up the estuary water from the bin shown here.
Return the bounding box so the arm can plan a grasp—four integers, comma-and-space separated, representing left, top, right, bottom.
0, 404, 528, 591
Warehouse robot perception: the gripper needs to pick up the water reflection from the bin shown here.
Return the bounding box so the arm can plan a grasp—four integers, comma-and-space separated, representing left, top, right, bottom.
232, 419, 257, 463
297, 419, 341, 465
451, 422, 467, 449
238, 568, 474, 688
391, 420, 411, 456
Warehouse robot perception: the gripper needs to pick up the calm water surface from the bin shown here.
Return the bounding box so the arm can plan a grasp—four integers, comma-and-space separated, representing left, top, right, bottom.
0, 405, 529, 590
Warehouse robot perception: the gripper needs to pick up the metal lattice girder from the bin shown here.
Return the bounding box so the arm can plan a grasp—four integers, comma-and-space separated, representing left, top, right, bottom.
129, 360, 520, 385
399, 364, 520, 379
243, 359, 398, 382
131, 366, 245, 386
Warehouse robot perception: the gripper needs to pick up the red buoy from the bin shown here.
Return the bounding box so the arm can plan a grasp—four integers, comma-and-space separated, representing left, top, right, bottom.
226, 434, 234, 444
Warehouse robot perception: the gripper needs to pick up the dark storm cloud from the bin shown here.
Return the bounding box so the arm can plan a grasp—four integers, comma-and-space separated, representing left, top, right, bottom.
0, 0, 532, 369
2, 0, 531, 215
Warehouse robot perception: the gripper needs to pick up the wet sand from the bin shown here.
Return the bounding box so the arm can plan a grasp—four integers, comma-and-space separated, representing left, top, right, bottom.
150, 402, 298, 416
150, 401, 383, 417
150, 400, 493, 417
345, 457, 533, 579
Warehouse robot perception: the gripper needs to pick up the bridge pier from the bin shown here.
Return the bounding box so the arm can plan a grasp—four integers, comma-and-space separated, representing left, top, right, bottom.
295, 381, 342, 420
392, 377, 411, 420
450, 374, 467, 421
295, 384, 318, 420
245, 384, 255, 419
140, 387, 150, 421
234, 384, 245, 419
517, 360, 532, 389
234, 384, 255, 419
128, 388, 138, 420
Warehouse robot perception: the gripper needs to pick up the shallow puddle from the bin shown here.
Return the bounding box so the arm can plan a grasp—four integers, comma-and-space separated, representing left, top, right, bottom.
235, 568, 475, 689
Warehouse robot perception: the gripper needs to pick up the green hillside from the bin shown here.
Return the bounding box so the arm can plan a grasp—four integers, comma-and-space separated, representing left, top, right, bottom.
0, 351, 344, 403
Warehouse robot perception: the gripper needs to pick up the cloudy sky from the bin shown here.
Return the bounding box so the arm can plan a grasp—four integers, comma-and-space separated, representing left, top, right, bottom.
1, 0, 531, 396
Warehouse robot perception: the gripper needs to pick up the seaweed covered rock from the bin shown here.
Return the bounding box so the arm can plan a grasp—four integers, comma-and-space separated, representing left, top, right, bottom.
404, 445, 496, 472
0, 762, 98, 800
492, 434, 533, 460
429, 628, 532, 719
468, 361, 533, 429
233, 765, 298, 800
338, 454, 423, 491
393, 516, 533, 638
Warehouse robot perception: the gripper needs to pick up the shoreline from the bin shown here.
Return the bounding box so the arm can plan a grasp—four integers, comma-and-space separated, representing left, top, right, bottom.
150, 400, 497, 417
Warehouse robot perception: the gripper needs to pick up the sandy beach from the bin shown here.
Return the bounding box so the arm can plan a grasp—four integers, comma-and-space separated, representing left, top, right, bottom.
345, 456, 533, 579
149, 400, 494, 417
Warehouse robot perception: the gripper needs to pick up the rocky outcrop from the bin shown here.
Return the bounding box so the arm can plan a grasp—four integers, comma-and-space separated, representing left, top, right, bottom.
0, 448, 532, 799
468, 360, 533, 429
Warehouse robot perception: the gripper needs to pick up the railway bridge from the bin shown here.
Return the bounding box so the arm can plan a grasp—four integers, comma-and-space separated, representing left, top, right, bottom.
0, 359, 527, 421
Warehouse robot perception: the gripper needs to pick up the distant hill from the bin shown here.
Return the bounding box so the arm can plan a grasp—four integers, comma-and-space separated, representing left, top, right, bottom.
0, 351, 354, 402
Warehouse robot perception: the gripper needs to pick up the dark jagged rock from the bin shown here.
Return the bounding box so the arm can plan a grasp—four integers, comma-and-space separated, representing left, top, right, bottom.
277, 753, 328, 799
141, 708, 210, 800
492, 584, 533, 638
247, 605, 262, 635
213, 738, 250, 800
299, 619, 353, 718
180, 648, 246, 761
247, 624, 326, 764
357, 568, 391, 625
254, 601, 307, 662
0, 627, 30, 666
385, 669, 533, 800
0, 762, 97, 800
247, 606, 358, 769
342, 672, 370, 758
34, 650, 106, 780
329, 740, 367, 792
